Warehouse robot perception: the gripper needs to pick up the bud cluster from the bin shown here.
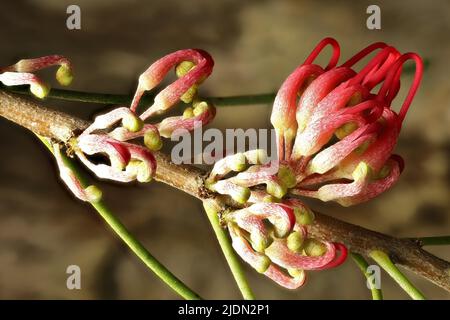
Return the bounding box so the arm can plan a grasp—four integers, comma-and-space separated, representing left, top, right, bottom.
1, 50, 216, 202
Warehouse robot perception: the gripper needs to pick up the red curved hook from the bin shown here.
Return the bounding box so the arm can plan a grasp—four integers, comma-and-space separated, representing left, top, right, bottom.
377, 53, 423, 123
316, 242, 348, 270
341, 42, 387, 68
303, 37, 341, 70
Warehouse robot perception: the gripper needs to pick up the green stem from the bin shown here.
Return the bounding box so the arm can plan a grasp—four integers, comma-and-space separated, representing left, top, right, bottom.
350, 253, 383, 300
38, 136, 201, 300
370, 250, 426, 300
204, 203, 255, 300
1, 57, 426, 107
412, 236, 450, 246
4, 85, 275, 107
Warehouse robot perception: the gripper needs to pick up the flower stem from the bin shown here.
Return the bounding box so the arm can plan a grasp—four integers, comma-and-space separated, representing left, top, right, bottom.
204, 204, 255, 300
411, 236, 450, 246
38, 135, 201, 300
370, 250, 426, 300
350, 253, 383, 300
4, 85, 275, 107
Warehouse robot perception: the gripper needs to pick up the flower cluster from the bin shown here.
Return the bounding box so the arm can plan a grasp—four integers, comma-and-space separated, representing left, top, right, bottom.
1, 50, 216, 201
271, 38, 423, 206
206, 38, 422, 289
205, 150, 347, 289
204, 197, 347, 289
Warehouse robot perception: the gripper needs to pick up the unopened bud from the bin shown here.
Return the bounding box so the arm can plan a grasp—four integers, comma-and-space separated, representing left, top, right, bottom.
304, 239, 326, 257
287, 268, 305, 278
255, 255, 271, 274
85, 185, 102, 203
266, 180, 287, 199
183, 107, 194, 119
122, 114, 143, 133
30, 83, 50, 99
144, 130, 163, 151
287, 231, 304, 252
136, 162, 152, 183
193, 101, 209, 116
250, 232, 270, 253
293, 207, 315, 225
232, 186, 251, 204
278, 165, 297, 189
211, 180, 251, 204
56, 65, 73, 86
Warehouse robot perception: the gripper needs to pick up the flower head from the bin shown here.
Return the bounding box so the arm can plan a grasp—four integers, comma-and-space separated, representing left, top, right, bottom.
2, 50, 216, 202
204, 197, 347, 289
69, 49, 216, 199
271, 38, 423, 206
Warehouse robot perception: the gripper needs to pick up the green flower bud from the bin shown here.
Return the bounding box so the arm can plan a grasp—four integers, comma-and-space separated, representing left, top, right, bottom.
122, 114, 143, 133
183, 107, 194, 119
56, 65, 73, 86
304, 239, 327, 257
277, 165, 297, 189
250, 232, 270, 253
193, 101, 209, 116
30, 83, 50, 99
85, 185, 102, 203
287, 231, 304, 252
231, 186, 251, 204
136, 162, 152, 183
266, 181, 287, 199
144, 130, 163, 151
293, 207, 315, 225
125, 159, 141, 176
255, 255, 271, 274
352, 161, 372, 181
287, 268, 304, 278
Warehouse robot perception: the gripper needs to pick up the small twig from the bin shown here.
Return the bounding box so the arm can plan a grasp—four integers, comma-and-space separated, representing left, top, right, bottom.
410, 236, 450, 247
1, 90, 449, 294
3, 85, 276, 107
370, 250, 426, 300
350, 253, 383, 300
204, 203, 255, 300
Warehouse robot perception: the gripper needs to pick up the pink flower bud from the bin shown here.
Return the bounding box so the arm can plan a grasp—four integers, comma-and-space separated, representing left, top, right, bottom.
220, 199, 347, 289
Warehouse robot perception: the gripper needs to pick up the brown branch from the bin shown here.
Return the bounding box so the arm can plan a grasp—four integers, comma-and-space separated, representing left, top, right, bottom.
1, 90, 449, 292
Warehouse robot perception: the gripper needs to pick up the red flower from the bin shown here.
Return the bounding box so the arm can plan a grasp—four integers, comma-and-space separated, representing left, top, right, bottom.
271, 38, 423, 206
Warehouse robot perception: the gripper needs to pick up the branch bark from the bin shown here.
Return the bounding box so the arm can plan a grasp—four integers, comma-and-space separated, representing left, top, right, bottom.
1, 90, 449, 292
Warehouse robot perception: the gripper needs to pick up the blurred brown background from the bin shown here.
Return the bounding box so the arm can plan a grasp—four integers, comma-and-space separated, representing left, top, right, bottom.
0, 0, 449, 299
